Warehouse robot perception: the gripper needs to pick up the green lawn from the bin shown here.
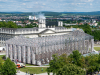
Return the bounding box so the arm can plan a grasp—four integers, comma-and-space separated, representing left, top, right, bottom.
94, 47, 100, 51
19, 67, 47, 74
0, 55, 5, 62
0, 55, 5, 58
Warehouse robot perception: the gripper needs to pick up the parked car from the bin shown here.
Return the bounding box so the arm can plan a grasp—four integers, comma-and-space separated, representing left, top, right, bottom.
16, 63, 25, 68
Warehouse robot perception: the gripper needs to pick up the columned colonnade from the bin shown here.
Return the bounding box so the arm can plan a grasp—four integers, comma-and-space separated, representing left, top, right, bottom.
6, 38, 94, 65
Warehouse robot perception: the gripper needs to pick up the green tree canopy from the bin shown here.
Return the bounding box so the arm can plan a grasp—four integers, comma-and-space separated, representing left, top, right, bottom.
1, 58, 16, 75
0, 21, 18, 28
0, 57, 3, 73
68, 50, 81, 65
6, 21, 18, 28
57, 64, 85, 75
47, 54, 68, 75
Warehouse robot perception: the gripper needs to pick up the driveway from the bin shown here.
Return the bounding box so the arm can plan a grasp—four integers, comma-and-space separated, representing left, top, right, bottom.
0, 52, 5, 55
26, 66, 49, 67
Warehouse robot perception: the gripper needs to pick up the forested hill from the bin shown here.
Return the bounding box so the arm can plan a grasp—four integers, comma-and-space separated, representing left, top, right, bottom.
0, 11, 100, 16
61, 11, 100, 15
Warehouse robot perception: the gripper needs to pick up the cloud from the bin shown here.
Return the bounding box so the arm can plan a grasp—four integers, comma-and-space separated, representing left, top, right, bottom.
90, 3, 92, 5
0, 0, 99, 12
42, 3, 46, 5
22, 3, 26, 5
35, 2, 38, 4
0, 0, 7, 2
80, 0, 94, 2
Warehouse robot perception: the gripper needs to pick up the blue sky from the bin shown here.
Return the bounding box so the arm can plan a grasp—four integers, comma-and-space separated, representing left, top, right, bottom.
0, 0, 99, 12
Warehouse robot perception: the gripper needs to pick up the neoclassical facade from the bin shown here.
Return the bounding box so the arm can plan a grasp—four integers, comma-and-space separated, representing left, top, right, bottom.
5, 30, 94, 65
0, 18, 72, 46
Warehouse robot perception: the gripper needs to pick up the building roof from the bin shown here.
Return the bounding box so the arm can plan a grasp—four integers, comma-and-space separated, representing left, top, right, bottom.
0, 27, 38, 32
5, 30, 93, 47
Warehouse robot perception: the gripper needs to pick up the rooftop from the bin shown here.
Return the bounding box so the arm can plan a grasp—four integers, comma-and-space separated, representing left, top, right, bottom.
6, 30, 93, 47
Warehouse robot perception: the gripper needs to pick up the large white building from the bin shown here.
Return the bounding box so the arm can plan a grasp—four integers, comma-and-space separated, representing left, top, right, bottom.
4, 18, 94, 65
0, 18, 73, 46
5, 30, 94, 65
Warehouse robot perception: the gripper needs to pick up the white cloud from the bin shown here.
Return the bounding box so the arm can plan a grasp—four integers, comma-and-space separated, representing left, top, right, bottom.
27, 6, 32, 8
0, 0, 99, 12
0, 0, 7, 1
67, 3, 86, 5
42, 3, 46, 5
80, 0, 94, 2
22, 3, 26, 5
0, 0, 16, 2
35, 2, 38, 4
90, 3, 92, 5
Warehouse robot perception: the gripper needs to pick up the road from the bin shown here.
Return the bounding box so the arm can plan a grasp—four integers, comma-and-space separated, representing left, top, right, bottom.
0, 52, 5, 55
94, 46, 100, 47
26, 66, 49, 67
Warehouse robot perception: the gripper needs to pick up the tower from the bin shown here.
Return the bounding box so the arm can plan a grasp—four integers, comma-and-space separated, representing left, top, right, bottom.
58, 21, 63, 26
38, 18, 46, 28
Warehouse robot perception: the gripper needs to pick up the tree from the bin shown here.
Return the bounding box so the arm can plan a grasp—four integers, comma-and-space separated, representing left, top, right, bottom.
0, 21, 18, 28
69, 50, 81, 65
47, 54, 68, 75
0, 57, 3, 73
6, 21, 18, 28
47, 54, 61, 75
78, 56, 86, 68
1, 58, 16, 75
85, 54, 99, 75
98, 22, 100, 25
17, 25, 23, 28
57, 64, 86, 75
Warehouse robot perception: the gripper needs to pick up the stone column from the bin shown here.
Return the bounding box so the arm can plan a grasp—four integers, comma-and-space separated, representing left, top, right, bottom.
18, 46, 21, 62
72, 41, 74, 51
22, 46, 26, 63
82, 40, 85, 53
68, 41, 70, 51
1, 35, 2, 45
27, 46, 31, 64
14, 45, 17, 60
10, 44, 13, 60
74, 41, 77, 50
86, 40, 89, 53
32, 50, 36, 64
91, 39, 94, 52
70, 41, 73, 52
78, 41, 81, 53
88, 40, 89, 52
78, 40, 82, 53
6, 44, 8, 59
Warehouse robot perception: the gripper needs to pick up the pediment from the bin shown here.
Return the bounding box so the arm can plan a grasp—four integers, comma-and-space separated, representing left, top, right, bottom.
45, 30, 55, 33
40, 29, 55, 34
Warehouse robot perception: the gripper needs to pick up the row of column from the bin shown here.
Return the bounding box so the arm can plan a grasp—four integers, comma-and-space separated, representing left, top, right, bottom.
6, 39, 94, 65
6, 44, 36, 64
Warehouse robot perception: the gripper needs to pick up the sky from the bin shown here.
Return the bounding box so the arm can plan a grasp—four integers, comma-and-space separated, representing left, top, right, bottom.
0, 0, 99, 12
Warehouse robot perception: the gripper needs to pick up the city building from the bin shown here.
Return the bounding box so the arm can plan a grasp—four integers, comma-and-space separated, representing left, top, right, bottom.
4, 17, 94, 65
0, 18, 72, 46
